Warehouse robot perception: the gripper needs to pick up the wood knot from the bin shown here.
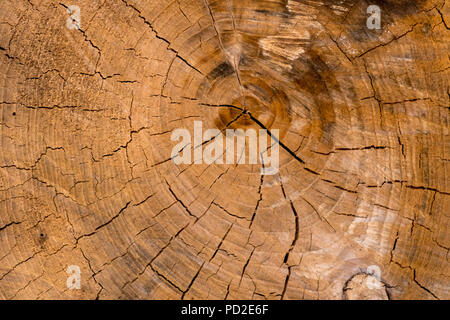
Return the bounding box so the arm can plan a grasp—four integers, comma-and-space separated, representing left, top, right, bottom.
343, 273, 389, 300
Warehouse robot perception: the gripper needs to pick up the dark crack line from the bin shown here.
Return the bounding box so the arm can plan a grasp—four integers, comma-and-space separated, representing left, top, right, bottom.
356, 23, 419, 58
202, 0, 246, 104
120, 0, 202, 75
413, 269, 440, 299
200, 103, 307, 165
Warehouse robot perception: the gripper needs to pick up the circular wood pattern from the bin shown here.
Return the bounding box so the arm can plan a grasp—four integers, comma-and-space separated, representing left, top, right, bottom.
0, 0, 448, 299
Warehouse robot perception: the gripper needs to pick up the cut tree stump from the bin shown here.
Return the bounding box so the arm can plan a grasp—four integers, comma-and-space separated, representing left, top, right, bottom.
0, 0, 448, 300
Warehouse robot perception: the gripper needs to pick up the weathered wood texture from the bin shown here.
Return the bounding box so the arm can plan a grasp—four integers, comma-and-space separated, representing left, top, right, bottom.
0, 0, 448, 299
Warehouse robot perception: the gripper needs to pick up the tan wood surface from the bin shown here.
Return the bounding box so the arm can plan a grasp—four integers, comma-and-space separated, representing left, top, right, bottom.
0, 0, 448, 299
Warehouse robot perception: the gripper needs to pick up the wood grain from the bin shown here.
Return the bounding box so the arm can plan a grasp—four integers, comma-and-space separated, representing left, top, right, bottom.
0, 0, 448, 299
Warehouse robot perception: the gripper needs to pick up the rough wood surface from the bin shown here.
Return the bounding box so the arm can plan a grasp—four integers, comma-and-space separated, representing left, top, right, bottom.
0, 0, 448, 300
